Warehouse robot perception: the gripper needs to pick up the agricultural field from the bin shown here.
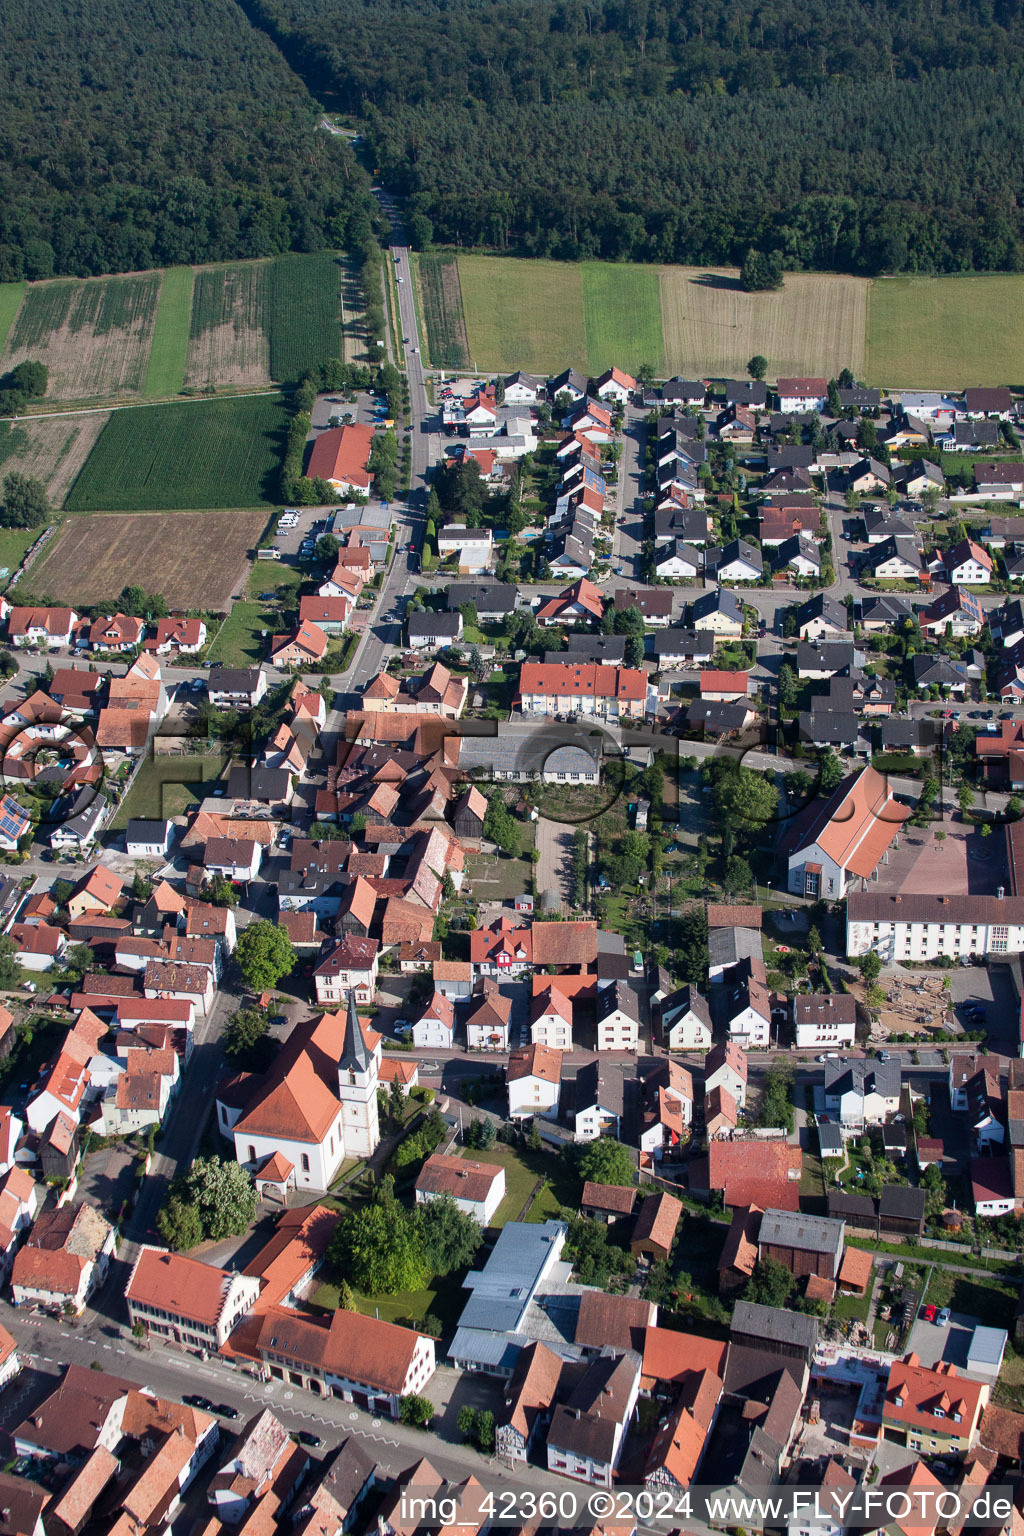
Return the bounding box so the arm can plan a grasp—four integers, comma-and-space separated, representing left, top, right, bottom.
265, 251, 343, 383
450, 253, 869, 380
417, 254, 470, 370
144, 267, 194, 398
658, 267, 868, 380
582, 263, 664, 377
457, 255, 585, 375
0, 284, 26, 356
866, 275, 1024, 389
65, 394, 288, 511
0, 273, 162, 400
0, 415, 110, 506
186, 264, 271, 390
26, 509, 268, 610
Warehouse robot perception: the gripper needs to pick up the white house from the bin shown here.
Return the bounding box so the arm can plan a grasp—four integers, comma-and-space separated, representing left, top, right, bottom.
414, 1153, 506, 1224
437, 526, 494, 573
777, 377, 828, 412
507, 1043, 562, 1119
531, 984, 574, 1050
704, 1042, 747, 1110
595, 982, 640, 1052
847, 892, 1024, 964
503, 372, 545, 405
655, 542, 703, 580
662, 986, 712, 1051
204, 836, 263, 882
595, 366, 636, 404
783, 763, 907, 900
313, 936, 379, 1007
823, 1058, 900, 1136
793, 995, 857, 1050
125, 819, 174, 858
7, 607, 78, 650
125, 1247, 262, 1350
945, 539, 994, 586
412, 990, 456, 1050
725, 966, 771, 1048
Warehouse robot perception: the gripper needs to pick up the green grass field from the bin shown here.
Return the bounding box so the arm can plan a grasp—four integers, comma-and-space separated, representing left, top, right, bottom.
111, 754, 229, 828
206, 598, 279, 666
866, 274, 1024, 388
145, 267, 194, 397
65, 393, 288, 511
582, 262, 664, 376
458, 254, 585, 375
266, 251, 342, 382
0, 527, 41, 586
0, 284, 26, 356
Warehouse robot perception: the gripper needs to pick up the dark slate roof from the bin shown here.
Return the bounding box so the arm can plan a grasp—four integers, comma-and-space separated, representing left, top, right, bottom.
731, 1301, 819, 1352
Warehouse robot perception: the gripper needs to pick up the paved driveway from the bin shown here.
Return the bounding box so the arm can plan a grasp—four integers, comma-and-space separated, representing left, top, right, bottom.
535, 816, 574, 909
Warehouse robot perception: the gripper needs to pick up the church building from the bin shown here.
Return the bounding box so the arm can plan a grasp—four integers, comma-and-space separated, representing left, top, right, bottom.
216, 991, 381, 1193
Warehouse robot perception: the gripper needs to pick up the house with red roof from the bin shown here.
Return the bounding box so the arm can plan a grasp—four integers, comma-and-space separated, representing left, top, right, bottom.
11, 1203, 116, 1315
7, 606, 77, 649
696, 1138, 802, 1211
882, 1353, 988, 1454
518, 661, 646, 722
782, 764, 909, 899
536, 577, 605, 627
313, 936, 379, 1006
270, 620, 328, 668
126, 1247, 262, 1350
306, 423, 374, 494
777, 378, 828, 412
148, 616, 207, 654
595, 367, 636, 404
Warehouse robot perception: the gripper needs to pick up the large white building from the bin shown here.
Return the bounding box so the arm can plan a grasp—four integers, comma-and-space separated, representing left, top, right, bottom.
782, 764, 908, 900
218, 992, 380, 1192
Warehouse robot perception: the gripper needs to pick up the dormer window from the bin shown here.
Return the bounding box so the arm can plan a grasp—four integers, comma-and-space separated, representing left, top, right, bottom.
894, 1395, 904, 1407
933, 1407, 945, 1419
953, 1412, 962, 1423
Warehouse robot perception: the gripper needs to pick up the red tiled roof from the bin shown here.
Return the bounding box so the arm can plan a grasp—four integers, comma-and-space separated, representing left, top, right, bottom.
306, 424, 374, 488
519, 662, 646, 700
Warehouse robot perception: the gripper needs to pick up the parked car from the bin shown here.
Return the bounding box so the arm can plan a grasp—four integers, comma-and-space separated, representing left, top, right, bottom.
217, 1403, 239, 1419
184, 1393, 215, 1411
298, 1431, 323, 1448
937, 1308, 951, 1327
920, 1303, 938, 1323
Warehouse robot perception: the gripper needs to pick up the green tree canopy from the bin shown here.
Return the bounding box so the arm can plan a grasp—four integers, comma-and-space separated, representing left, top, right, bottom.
0, 472, 50, 529
329, 1198, 430, 1294
234, 920, 296, 991
745, 1257, 794, 1308
577, 1137, 634, 1187
415, 1193, 484, 1275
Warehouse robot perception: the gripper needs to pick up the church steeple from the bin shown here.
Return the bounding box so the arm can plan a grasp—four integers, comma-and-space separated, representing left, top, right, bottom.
338, 989, 371, 1074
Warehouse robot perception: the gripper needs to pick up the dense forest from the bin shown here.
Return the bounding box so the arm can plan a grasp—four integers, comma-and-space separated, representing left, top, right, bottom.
0, 0, 375, 280
245, 0, 1024, 274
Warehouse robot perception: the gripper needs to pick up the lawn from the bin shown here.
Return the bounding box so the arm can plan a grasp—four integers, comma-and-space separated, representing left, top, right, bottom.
207, 599, 279, 667
245, 560, 303, 601
110, 753, 229, 827
833, 1289, 872, 1323
463, 822, 535, 902
0, 284, 26, 356
65, 394, 288, 510
459, 1142, 547, 1227
0, 527, 43, 587
582, 262, 664, 376
145, 266, 194, 397
866, 274, 1024, 389
458, 254, 586, 375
